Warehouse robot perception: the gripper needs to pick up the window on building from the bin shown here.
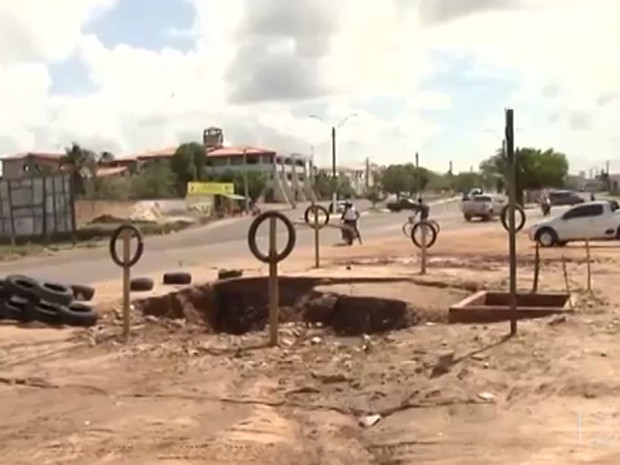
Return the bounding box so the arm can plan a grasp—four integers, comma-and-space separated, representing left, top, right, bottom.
246, 155, 259, 164
230, 157, 243, 165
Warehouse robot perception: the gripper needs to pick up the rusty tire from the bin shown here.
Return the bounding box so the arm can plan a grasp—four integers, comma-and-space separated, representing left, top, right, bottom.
303, 205, 330, 228
500, 205, 526, 232
247, 211, 297, 263
109, 224, 144, 268
410, 221, 438, 249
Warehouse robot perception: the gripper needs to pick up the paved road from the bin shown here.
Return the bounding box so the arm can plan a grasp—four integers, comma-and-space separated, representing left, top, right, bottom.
0, 199, 552, 284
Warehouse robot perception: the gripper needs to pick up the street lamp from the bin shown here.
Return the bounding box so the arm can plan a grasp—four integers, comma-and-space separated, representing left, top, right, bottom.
309, 113, 358, 209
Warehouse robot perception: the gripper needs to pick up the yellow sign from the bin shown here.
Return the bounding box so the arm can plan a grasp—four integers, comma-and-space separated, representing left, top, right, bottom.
187, 182, 234, 196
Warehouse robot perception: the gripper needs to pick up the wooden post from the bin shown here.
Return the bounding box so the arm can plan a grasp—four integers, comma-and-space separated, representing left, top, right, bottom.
505, 108, 518, 336
268, 216, 279, 346
122, 229, 131, 340
585, 238, 592, 292
561, 255, 573, 311
531, 241, 540, 293
314, 208, 320, 268
420, 223, 427, 274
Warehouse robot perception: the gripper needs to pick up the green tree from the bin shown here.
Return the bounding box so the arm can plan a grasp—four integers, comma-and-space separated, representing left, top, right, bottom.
379, 163, 430, 197
366, 186, 381, 207
337, 174, 356, 199
130, 163, 178, 199
452, 172, 483, 192
61, 143, 98, 197
312, 171, 332, 199
170, 142, 206, 195
479, 147, 569, 203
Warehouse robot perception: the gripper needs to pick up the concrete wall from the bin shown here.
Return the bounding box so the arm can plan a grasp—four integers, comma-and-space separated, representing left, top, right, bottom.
0, 173, 73, 238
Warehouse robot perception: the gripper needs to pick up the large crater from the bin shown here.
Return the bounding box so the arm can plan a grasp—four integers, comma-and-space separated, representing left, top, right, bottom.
133, 276, 471, 336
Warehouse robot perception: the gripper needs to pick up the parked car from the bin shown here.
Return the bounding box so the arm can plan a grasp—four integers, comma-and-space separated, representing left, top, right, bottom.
547, 190, 585, 206
386, 197, 418, 212
461, 194, 505, 222
528, 200, 620, 247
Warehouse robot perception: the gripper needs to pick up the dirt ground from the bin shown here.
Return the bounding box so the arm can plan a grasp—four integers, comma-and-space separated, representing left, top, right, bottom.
3, 224, 620, 464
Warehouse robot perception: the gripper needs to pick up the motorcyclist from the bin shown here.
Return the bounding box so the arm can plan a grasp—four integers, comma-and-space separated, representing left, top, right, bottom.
341, 200, 362, 244
415, 197, 430, 221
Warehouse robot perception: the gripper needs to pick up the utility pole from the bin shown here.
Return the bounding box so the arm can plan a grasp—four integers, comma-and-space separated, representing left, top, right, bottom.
606, 160, 611, 192
415, 152, 422, 201
331, 126, 337, 207
505, 108, 517, 336
242, 148, 249, 213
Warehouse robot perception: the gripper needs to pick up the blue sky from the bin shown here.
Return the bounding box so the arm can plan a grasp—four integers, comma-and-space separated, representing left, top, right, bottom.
42, 0, 521, 172
50, 0, 195, 95
13, 0, 615, 173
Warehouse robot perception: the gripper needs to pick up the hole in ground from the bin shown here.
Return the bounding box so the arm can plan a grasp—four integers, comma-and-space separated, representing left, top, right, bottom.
133, 276, 467, 336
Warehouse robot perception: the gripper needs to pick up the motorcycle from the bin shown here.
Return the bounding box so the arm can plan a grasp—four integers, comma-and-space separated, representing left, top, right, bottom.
341, 220, 359, 246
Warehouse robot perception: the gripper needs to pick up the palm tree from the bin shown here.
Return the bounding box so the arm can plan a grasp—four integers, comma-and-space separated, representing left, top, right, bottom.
61, 143, 98, 196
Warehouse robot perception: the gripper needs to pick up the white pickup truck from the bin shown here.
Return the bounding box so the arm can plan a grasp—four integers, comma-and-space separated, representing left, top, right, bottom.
528, 200, 620, 247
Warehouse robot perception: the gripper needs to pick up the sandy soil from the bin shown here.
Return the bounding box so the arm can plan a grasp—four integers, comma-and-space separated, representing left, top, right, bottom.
3, 223, 620, 464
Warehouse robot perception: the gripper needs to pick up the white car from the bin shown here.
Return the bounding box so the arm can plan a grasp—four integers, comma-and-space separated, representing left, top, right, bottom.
461, 194, 505, 222
528, 200, 620, 247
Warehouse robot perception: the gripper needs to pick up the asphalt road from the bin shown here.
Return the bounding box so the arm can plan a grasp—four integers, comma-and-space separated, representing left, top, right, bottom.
0, 200, 553, 285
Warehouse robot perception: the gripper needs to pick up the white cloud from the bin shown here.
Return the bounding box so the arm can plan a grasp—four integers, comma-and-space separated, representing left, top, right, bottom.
0, 0, 619, 172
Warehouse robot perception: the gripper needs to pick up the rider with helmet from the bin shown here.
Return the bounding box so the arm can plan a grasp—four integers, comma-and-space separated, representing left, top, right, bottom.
341, 200, 362, 244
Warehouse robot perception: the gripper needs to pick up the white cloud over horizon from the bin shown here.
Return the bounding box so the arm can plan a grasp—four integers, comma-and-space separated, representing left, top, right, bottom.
0, 0, 619, 174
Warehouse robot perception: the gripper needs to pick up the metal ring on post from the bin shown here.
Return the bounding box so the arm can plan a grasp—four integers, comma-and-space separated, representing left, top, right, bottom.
303, 205, 330, 229
500, 205, 526, 232
410, 220, 438, 249
248, 211, 297, 263
109, 224, 144, 268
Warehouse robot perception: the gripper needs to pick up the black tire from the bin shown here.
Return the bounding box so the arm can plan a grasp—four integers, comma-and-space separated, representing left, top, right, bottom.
303, 205, 329, 227
535, 227, 558, 247
57, 302, 98, 327
163, 272, 192, 285
410, 221, 438, 248
247, 211, 296, 263
500, 205, 526, 232
218, 269, 243, 280
130, 277, 154, 292
3, 274, 39, 301
33, 281, 74, 306
109, 224, 144, 268
28, 301, 64, 326
3, 295, 32, 322
70, 284, 96, 302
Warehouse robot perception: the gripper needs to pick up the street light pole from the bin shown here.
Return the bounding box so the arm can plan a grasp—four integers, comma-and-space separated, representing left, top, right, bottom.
309, 113, 358, 208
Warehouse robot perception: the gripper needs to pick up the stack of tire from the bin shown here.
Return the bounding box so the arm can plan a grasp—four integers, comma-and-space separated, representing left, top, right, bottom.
0, 275, 98, 327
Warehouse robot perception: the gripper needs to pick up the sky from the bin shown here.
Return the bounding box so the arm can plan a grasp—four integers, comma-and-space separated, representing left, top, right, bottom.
0, 0, 619, 174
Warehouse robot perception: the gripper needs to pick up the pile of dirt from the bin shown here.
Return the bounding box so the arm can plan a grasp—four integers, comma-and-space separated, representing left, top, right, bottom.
133, 276, 437, 336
